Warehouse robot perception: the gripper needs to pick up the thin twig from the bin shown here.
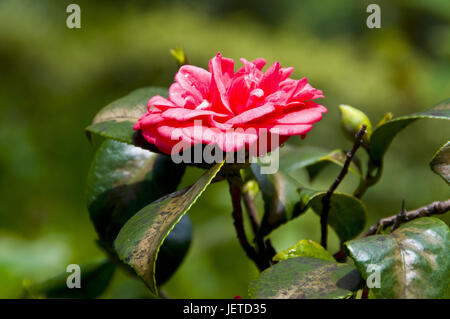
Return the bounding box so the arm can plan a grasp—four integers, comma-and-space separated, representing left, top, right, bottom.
228, 181, 266, 271
390, 200, 406, 233
321, 125, 367, 248
362, 199, 450, 237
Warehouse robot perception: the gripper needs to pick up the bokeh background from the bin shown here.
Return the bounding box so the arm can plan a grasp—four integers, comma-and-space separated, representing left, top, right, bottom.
0, 0, 449, 298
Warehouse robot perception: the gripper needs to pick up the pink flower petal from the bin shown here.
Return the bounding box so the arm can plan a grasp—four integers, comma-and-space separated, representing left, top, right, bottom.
268, 124, 313, 135
226, 103, 275, 125
209, 52, 235, 114
259, 62, 282, 95
175, 65, 211, 100
161, 108, 227, 121
147, 95, 175, 111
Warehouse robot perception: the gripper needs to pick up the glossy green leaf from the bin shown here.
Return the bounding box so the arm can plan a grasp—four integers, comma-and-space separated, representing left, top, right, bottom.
25, 260, 115, 299
346, 217, 450, 299
86, 139, 186, 245
369, 99, 450, 165
297, 188, 367, 242
250, 164, 301, 236
248, 257, 362, 299
279, 145, 362, 181
155, 214, 192, 285
430, 141, 450, 185
85, 87, 168, 146
273, 239, 335, 262
114, 162, 224, 295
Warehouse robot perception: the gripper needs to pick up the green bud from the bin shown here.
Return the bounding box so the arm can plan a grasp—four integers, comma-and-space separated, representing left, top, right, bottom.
339, 104, 372, 147
170, 47, 188, 68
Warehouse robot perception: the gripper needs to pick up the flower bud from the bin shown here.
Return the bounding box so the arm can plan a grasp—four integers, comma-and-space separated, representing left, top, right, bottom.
339, 104, 372, 147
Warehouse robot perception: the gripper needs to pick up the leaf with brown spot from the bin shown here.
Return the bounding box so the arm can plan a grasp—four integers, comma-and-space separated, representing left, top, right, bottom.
248, 257, 362, 299
114, 162, 224, 295
345, 217, 450, 298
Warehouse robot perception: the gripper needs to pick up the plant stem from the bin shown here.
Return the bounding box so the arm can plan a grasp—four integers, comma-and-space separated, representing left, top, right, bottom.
361, 287, 369, 299
242, 192, 261, 234
228, 180, 268, 271
362, 199, 450, 237
353, 160, 382, 199
321, 125, 367, 249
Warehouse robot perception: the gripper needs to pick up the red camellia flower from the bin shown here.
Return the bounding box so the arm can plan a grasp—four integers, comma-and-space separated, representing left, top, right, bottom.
134, 52, 326, 155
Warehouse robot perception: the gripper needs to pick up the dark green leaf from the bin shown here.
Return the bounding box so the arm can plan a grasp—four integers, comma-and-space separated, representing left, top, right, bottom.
248, 257, 362, 299
25, 260, 115, 299
430, 141, 450, 185
369, 99, 450, 165
273, 239, 335, 262
279, 145, 362, 181
250, 164, 301, 236
85, 87, 168, 146
114, 162, 224, 295
346, 217, 450, 299
86, 139, 185, 245
297, 188, 367, 242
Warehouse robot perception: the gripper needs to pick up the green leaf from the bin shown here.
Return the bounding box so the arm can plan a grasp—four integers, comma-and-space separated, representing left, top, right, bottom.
369, 99, 450, 165
345, 217, 450, 299
114, 161, 224, 295
273, 239, 335, 262
85, 87, 168, 146
430, 141, 450, 185
25, 260, 115, 299
155, 214, 192, 285
86, 139, 186, 245
250, 164, 301, 236
279, 145, 362, 181
248, 257, 362, 299
297, 188, 367, 242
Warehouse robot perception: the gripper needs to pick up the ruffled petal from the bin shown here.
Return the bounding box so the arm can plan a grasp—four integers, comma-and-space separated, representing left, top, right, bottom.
161, 108, 227, 121
175, 65, 211, 100
259, 62, 282, 95
209, 52, 235, 114
226, 103, 275, 125
147, 95, 175, 111
268, 124, 313, 135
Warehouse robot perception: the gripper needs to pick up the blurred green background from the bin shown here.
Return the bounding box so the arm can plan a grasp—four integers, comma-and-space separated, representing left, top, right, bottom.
0, 0, 449, 298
